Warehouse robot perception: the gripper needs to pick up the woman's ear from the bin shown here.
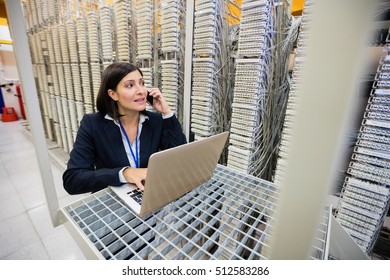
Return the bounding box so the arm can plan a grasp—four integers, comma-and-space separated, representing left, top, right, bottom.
108, 89, 118, 101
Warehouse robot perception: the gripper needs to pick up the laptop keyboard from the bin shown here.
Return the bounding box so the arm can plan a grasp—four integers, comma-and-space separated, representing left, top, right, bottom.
127, 189, 144, 205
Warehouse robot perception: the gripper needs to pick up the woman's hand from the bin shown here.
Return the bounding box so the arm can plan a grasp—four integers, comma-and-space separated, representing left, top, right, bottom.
123, 167, 147, 190
148, 88, 172, 116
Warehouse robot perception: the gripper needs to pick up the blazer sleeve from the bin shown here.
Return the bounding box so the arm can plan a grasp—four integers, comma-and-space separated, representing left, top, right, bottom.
160, 114, 187, 149
62, 114, 123, 195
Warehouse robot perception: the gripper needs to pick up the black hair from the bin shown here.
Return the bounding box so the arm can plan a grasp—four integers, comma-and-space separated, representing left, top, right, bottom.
96, 62, 143, 120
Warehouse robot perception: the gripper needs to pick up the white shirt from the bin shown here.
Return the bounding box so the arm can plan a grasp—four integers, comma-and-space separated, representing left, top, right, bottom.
104, 112, 174, 183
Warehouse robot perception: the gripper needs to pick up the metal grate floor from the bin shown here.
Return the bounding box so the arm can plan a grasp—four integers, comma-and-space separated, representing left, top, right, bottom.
62, 165, 329, 260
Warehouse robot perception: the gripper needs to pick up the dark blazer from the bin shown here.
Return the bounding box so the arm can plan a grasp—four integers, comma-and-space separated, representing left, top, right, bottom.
63, 111, 187, 194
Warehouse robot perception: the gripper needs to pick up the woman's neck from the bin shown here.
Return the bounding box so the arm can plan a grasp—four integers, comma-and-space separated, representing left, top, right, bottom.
119, 111, 140, 127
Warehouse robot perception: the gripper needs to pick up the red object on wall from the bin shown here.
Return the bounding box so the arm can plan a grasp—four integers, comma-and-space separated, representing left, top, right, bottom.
15, 83, 26, 120
1, 107, 18, 122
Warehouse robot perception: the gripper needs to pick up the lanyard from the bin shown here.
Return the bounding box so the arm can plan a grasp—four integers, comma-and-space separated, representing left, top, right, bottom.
119, 121, 139, 168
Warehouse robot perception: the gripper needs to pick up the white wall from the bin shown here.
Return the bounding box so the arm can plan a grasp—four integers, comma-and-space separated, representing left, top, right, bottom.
0, 24, 21, 119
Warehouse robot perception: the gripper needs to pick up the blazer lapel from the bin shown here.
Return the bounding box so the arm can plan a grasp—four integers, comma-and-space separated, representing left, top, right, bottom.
140, 119, 153, 167
103, 119, 130, 166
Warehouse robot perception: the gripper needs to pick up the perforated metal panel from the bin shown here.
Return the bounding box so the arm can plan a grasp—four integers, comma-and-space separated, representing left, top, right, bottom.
61, 165, 329, 260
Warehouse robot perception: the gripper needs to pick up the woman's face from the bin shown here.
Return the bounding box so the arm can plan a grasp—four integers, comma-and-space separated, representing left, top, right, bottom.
109, 70, 147, 113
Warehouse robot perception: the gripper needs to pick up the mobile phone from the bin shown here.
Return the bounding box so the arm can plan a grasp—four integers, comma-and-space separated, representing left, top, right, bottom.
147, 91, 153, 105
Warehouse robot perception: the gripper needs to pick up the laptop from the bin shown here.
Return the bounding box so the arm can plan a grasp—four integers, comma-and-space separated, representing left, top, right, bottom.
110, 131, 229, 217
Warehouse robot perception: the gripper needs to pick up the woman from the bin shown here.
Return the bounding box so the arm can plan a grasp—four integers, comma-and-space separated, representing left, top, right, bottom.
63, 62, 186, 195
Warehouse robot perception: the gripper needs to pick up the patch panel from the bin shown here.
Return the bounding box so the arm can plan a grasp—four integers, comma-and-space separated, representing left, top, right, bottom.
231, 119, 258, 131
192, 108, 212, 117
230, 132, 255, 145
364, 111, 390, 122
236, 34, 266, 44
163, 91, 179, 98
161, 67, 179, 74
162, 21, 179, 30
342, 191, 387, 214
372, 88, 390, 95
236, 58, 265, 65
359, 125, 390, 137
192, 86, 215, 94
194, 31, 215, 40
137, 54, 153, 60
161, 73, 178, 79
231, 101, 258, 111
192, 67, 215, 75
369, 96, 390, 104
230, 126, 256, 138
345, 181, 390, 201
375, 80, 390, 88
192, 104, 213, 113
161, 60, 179, 65
366, 103, 390, 113
191, 122, 213, 133
339, 219, 374, 238
241, 10, 269, 22
234, 87, 263, 97
343, 188, 387, 209
164, 95, 178, 103
363, 118, 390, 129
347, 167, 390, 186
337, 212, 376, 232
236, 63, 265, 71
227, 154, 251, 167
358, 131, 390, 145
194, 37, 215, 46
354, 146, 390, 160
191, 96, 212, 103
228, 146, 252, 159
195, 2, 216, 10
377, 72, 390, 80
233, 89, 259, 99
191, 113, 212, 122
231, 106, 258, 118
241, 0, 268, 10
193, 43, 215, 50
232, 97, 258, 106
192, 79, 217, 87
192, 80, 215, 89
237, 49, 265, 56
192, 98, 211, 105
381, 63, 390, 71
227, 157, 252, 174
240, 13, 269, 24
229, 137, 255, 151
194, 19, 216, 29
193, 57, 216, 63
161, 6, 179, 13
234, 81, 260, 89
240, 21, 268, 31
193, 49, 215, 55
161, 41, 179, 48
351, 153, 390, 169
239, 28, 267, 37
227, 159, 249, 172
357, 138, 390, 152
235, 74, 262, 82
194, 7, 216, 17
192, 118, 213, 128
340, 201, 382, 221
193, 64, 216, 71
162, 82, 179, 89
239, 43, 266, 52
227, 151, 252, 165
194, 14, 216, 23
